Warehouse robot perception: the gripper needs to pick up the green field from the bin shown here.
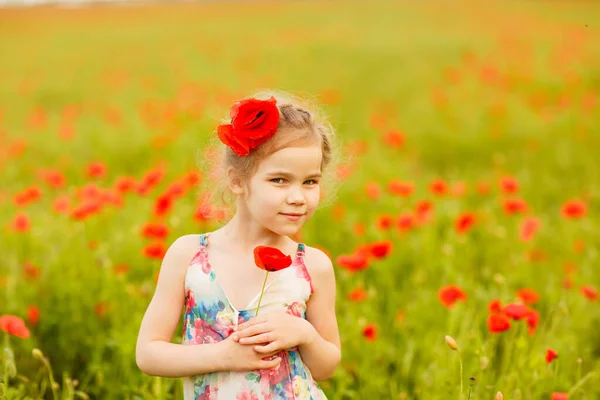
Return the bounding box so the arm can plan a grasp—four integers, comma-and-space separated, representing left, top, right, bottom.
1, 0, 599, 399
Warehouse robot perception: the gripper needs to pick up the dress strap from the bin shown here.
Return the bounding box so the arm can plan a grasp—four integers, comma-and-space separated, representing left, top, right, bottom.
295, 243, 306, 260
199, 233, 208, 249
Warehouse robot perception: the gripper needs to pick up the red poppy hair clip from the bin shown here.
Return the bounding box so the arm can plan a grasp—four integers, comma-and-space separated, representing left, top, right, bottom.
217, 96, 281, 157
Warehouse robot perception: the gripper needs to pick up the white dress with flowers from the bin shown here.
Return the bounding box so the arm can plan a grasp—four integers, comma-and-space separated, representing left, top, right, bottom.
182, 232, 328, 400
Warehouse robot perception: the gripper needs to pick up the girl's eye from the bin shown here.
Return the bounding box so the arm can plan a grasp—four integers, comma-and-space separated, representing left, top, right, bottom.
305, 180, 319, 185
270, 178, 285, 184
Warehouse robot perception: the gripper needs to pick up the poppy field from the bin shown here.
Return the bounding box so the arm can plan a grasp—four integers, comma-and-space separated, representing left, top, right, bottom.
1, 1, 599, 399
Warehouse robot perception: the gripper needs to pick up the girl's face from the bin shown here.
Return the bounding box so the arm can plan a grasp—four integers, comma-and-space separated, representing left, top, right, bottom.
243, 144, 323, 236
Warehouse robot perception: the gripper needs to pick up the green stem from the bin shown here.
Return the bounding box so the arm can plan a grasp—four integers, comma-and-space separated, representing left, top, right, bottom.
3, 333, 8, 391
42, 356, 59, 399
458, 350, 463, 399
255, 272, 269, 317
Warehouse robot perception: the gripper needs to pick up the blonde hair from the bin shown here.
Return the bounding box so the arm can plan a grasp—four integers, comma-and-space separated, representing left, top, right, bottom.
196, 89, 343, 214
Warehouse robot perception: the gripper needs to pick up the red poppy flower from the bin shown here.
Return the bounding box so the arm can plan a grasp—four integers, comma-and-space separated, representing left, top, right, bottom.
217, 97, 280, 157
0, 315, 30, 339
517, 288, 539, 305
503, 303, 530, 320
488, 299, 503, 313
367, 240, 393, 259
143, 242, 167, 260
551, 393, 568, 400
580, 285, 598, 301
526, 309, 540, 335
503, 198, 528, 215
140, 222, 169, 240
376, 214, 394, 231
438, 285, 467, 308
561, 199, 587, 219
387, 180, 413, 197
382, 130, 405, 148
11, 212, 30, 232
336, 252, 370, 273
397, 212, 415, 231
365, 182, 381, 200
487, 313, 511, 333
545, 348, 558, 364
27, 305, 40, 326
253, 246, 293, 272
499, 176, 519, 194
455, 212, 476, 234
520, 216, 541, 242
362, 323, 378, 341
348, 288, 368, 302
429, 179, 448, 196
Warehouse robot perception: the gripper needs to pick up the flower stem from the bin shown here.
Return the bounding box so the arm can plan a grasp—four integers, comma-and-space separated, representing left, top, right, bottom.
3, 333, 8, 392
255, 272, 269, 317
458, 350, 463, 399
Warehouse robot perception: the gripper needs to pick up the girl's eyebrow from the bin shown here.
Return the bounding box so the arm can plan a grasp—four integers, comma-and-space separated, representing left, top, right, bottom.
267, 171, 322, 178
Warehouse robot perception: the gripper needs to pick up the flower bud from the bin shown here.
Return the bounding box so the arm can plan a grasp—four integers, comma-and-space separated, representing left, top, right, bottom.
32, 348, 44, 360
445, 335, 458, 351
495, 391, 503, 400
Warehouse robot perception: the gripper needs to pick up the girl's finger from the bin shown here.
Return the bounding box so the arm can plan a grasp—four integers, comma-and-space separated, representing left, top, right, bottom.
254, 342, 278, 353
233, 323, 268, 341
239, 332, 272, 345
261, 357, 281, 370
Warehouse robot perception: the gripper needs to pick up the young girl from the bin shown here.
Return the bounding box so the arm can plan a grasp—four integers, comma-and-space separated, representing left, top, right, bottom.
136, 90, 342, 399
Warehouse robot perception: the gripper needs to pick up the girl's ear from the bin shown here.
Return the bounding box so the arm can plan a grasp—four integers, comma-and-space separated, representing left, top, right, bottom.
227, 167, 244, 195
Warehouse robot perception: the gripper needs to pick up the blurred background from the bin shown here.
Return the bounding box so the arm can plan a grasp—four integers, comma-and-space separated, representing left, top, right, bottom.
1, 0, 599, 399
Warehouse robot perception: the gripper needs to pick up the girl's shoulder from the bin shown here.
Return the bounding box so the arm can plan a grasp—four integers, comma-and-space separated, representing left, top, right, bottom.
299, 243, 335, 284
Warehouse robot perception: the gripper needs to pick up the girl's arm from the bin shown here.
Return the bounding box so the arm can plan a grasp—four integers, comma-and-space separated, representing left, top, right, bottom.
298, 249, 342, 381
135, 235, 227, 377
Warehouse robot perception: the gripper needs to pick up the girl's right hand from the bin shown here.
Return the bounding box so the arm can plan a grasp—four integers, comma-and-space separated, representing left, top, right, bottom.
219, 334, 283, 372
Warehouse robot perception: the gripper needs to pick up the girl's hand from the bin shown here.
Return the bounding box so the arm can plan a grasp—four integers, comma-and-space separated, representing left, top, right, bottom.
231, 311, 315, 354
220, 334, 283, 372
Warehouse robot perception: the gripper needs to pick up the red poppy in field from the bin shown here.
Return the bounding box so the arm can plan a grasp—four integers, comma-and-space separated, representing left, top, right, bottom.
561, 199, 587, 219
488, 299, 503, 313
397, 212, 415, 232
0, 315, 30, 338
517, 288, 539, 305
366, 240, 393, 259
526, 309, 540, 335
336, 252, 370, 273
382, 130, 405, 148
503, 303, 530, 320
499, 175, 519, 194
154, 194, 173, 218
336, 164, 353, 180
503, 198, 528, 215
387, 180, 413, 197
415, 201, 434, 224
11, 212, 30, 232
551, 393, 568, 400
113, 264, 130, 276
165, 181, 186, 198
348, 288, 368, 302
140, 166, 166, 191
13, 185, 42, 206
141, 222, 169, 240
365, 182, 381, 200
86, 162, 107, 179
27, 305, 39, 326
52, 196, 71, 214
362, 323, 378, 341
143, 242, 167, 260
487, 313, 511, 333
455, 212, 476, 234
438, 285, 467, 308
38, 169, 66, 189
331, 203, 346, 222
253, 246, 293, 272
520, 216, 541, 242
114, 176, 138, 194
545, 348, 558, 364
429, 179, 448, 196
376, 214, 394, 231
580, 285, 598, 301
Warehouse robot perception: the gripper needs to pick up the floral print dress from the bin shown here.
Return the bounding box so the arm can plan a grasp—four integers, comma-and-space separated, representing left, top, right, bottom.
182, 232, 328, 400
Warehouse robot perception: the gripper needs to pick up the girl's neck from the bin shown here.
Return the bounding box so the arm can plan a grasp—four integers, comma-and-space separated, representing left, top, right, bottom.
212, 215, 291, 254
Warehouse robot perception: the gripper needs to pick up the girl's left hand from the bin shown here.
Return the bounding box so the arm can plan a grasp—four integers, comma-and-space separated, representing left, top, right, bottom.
231, 311, 315, 354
